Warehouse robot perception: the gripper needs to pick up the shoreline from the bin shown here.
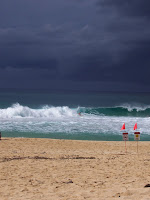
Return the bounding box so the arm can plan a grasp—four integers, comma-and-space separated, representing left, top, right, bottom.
2, 136, 150, 140
0, 138, 150, 199
2, 135, 150, 142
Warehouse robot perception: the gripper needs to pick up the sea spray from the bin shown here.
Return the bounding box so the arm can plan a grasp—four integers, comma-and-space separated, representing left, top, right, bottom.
0, 103, 150, 140
0, 103, 77, 118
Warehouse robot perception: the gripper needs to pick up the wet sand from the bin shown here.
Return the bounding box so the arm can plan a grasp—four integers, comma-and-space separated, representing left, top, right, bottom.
0, 138, 150, 200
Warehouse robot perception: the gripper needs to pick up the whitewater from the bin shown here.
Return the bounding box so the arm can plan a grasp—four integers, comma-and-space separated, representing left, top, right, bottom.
0, 103, 150, 140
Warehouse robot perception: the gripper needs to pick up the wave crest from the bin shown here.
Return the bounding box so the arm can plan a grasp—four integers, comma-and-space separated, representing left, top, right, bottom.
0, 103, 76, 118
79, 104, 150, 117
0, 103, 150, 119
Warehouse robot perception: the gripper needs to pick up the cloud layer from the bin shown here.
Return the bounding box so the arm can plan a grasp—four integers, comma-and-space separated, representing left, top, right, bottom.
0, 0, 150, 91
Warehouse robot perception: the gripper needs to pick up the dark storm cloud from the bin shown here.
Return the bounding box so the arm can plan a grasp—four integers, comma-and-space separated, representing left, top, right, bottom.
98, 0, 150, 18
94, 0, 150, 85
0, 0, 150, 91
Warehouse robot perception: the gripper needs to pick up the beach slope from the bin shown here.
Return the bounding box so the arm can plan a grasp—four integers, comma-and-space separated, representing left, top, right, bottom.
0, 138, 150, 200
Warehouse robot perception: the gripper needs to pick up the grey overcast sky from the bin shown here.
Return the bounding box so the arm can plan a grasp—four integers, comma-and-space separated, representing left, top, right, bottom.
0, 0, 150, 92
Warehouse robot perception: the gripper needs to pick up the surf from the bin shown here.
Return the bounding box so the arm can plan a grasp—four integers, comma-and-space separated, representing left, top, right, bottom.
0, 103, 149, 140
0, 103, 150, 119
0, 103, 77, 119
79, 104, 150, 117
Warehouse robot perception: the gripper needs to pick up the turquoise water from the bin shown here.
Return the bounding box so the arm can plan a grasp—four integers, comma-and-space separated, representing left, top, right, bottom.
0, 89, 150, 141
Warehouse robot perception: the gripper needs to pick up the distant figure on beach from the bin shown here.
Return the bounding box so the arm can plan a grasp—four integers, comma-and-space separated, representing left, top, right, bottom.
78, 112, 81, 116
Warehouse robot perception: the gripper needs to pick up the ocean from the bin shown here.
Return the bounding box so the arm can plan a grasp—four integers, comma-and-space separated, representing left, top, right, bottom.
0, 89, 150, 141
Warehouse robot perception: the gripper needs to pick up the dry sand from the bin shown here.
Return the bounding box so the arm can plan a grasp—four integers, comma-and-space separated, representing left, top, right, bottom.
0, 138, 150, 200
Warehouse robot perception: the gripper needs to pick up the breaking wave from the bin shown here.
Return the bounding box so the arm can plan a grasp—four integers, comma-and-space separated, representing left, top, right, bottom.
0, 103, 150, 139
0, 103, 77, 118
81, 104, 150, 117
0, 103, 150, 118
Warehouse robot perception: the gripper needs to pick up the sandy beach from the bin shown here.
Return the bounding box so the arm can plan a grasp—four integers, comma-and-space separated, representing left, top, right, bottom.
0, 138, 150, 200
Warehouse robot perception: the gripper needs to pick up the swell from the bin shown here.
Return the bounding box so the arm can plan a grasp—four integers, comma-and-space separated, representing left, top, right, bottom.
0, 103, 150, 119
79, 105, 150, 117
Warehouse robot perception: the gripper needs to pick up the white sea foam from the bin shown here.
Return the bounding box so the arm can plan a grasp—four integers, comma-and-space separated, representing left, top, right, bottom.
0, 103, 77, 118
0, 103, 150, 136
119, 103, 150, 112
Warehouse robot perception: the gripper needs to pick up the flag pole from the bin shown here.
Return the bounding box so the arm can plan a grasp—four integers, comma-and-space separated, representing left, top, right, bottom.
125, 140, 127, 153
121, 123, 128, 153
134, 123, 139, 154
